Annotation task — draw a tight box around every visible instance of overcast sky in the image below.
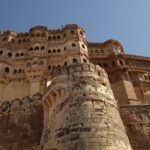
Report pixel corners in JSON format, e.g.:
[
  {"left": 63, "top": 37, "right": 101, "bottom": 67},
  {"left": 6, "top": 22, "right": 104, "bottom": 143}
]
[{"left": 0, "top": 0, "right": 150, "bottom": 56}]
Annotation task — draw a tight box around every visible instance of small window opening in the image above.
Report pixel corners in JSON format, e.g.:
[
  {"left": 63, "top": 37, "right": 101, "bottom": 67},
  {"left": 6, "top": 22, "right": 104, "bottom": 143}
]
[
  {"left": 41, "top": 46, "right": 45, "bottom": 50},
  {"left": 73, "top": 58, "right": 78, "bottom": 63},
  {"left": 57, "top": 49, "right": 61, "bottom": 53},
  {"left": 53, "top": 49, "right": 56, "bottom": 53},
  {"left": 5, "top": 67, "right": 10, "bottom": 73},
  {"left": 72, "top": 43, "right": 76, "bottom": 47},
  {"left": 34, "top": 46, "right": 39, "bottom": 50},
  {"left": 48, "top": 49, "right": 51, "bottom": 53},
  {"left": 8, "top": 52, "right": 12, "bottom": 58},
  {"left": 83, "top": 59, "right": 87, "bottom": 63}
]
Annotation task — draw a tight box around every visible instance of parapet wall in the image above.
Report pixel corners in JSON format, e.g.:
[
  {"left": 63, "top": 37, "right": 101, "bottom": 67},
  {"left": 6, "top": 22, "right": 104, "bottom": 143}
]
[
  {"left": 120, "top": 104, "right": 150, "bottom": 150},
  {"left": 0, "top": 93, "right": 43, "bottom": 150},
  {"left": 50, "top": 63, "right": 109, "bottom": 86},
  {"left": 42, "top": 63, "right": 132, "bottom": 150}
]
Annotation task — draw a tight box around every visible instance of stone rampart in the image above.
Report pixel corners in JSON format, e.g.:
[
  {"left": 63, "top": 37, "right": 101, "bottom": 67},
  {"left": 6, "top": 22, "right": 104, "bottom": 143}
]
[{"left": 42, "top": 63, "right": 132, "bottom": 150}]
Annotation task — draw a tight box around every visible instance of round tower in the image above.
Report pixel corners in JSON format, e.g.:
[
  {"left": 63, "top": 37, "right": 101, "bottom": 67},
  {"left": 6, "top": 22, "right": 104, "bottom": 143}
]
[{"left": 42, "top": 63, "right": 132, "bottom": 150}]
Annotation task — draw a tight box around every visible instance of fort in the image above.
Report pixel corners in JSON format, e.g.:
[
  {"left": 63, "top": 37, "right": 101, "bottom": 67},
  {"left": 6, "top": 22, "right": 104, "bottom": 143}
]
[{"left": 0, "top": 24, "right": 149, "bottom": 150}]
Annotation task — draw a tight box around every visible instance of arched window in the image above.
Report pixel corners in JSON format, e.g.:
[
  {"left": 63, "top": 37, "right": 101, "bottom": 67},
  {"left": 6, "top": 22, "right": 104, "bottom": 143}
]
[
  {"left": 29, "top": 47, "right": 33, "bottom": 51},
  {"left": 41, "top": 46, "right": 45, "bottom": 50},
  {"left": 83, "top": 59, "right": 87, "bottom": 63},
  {"left": 57, "top": 49, "right": 61, "bottom": 53},
  {"left": 18, "top": 39, "right": 22, "bottom": 44},
  {"left": 8, "top": 52, "right": 12, "bottom": 58},
  {"left": 72, "top": 43, "right": 76, "bottom": 47},
  {"left": 63, "top": 33, "right": 66, "bottom": 38},
  {"left": 52, "top": 65, "right": 56, "bottom": 69},
  {"left": 73, "top": 58, "right": 78, "bottom": 63},
  {"left": 53, "top": 49, "right": 56, "bottom": 53},
  {"left": 48, "top": 49, "right": 51, "bottom": 53},
  {"left": 53, "top": 36, "right": 56, "bottom": 40},
  {"left": 48, "top": 36, "right": 52, "bottom": 40},
  {"left": 13, "top": 69, "right": 17, "bottom": 74},
  {"left": 48, "top": 65, "right": 51, "bottom": 70},
  {"left": 57, "top": 35, "right": 60, "bottom": 39},
  {"left": 34, "top": 46, "right": 39, "bottom": 50},
  {"left": 64, "top": 62, "right": 67, "bottom": 66},
  {"left": 15, "top": 53, "right": 19, "bottom": 57},
  {"left": 82, "top": 44, "right": 85, "bottom": 49},
  {"left": 5, "top": 67, "right": 10, "bottom": 73},
  {"left": 18, "top": 69, "right": 22, "bottom": 73}
]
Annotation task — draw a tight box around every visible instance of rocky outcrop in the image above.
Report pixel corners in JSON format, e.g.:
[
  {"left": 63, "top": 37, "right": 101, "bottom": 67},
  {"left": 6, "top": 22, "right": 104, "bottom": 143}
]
[{"left": 0, "top": 93, "right": 43, "bottom": 150}]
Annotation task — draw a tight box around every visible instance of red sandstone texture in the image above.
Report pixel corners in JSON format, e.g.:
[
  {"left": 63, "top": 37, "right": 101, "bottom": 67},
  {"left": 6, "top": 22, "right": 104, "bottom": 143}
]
[
  {"left": 0, "top": 93, "right": 43, "bottom": 150},
  {"left": 120, "top": 105, "right": 150, "bottom": 150}
]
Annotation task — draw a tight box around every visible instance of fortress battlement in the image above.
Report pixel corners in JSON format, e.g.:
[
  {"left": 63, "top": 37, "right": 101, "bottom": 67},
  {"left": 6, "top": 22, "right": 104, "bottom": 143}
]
[
  {"left": 0, "top": 24, "right": 149, "bottom": 150},
  {"left": 51, "top": 63, "right": 105, "bottom": 78},
  {"left": 0, "top": 93, "right": 42, "bottom": 115}
]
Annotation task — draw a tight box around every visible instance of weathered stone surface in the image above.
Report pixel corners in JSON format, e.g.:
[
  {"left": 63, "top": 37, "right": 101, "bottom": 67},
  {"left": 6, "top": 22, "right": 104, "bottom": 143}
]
[
  {"left": 42, "top": 64, "right": 132, "bottom": 150},
  {"left": 0, "top": 24, "right": 149, "bottom": 150},
  {"left": 0, "top": 93, "right": 43, "bottom": 150},
  {"left": 120, "top": 105, "right": 150, "bottom": 150}
]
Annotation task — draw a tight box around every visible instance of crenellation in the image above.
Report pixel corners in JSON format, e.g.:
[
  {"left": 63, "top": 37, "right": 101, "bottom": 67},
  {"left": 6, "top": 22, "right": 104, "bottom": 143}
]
[{"left": 0, "top": 93, "right": 42, "bottom": 114}]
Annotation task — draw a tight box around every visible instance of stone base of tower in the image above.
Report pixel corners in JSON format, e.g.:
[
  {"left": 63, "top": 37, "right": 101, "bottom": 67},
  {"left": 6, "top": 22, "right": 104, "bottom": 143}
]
[{"left": 42, "top": 63, "right": 132, "bottom": 150}]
